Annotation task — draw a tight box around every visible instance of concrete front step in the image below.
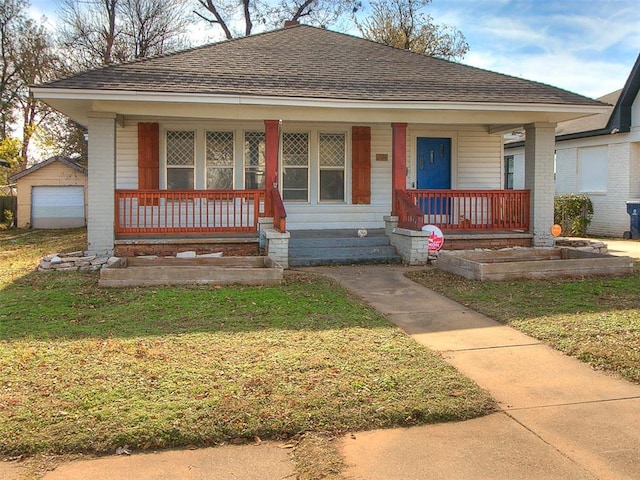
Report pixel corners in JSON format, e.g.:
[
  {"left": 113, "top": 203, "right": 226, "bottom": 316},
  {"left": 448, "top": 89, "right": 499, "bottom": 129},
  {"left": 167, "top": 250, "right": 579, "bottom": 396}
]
[{"left": 288, "top": 229, "right": 402, "bottom": 267}]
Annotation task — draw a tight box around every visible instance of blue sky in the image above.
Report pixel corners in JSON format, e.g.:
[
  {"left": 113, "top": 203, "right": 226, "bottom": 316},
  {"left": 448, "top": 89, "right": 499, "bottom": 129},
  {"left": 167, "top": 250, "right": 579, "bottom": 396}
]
[{"left": 28, "top": 0, "right": 640, "bottom": 99}]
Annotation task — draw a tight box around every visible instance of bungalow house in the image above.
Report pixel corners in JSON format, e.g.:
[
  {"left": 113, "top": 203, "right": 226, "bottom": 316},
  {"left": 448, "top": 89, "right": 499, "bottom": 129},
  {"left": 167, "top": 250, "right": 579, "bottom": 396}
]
[
  {"left": 505, "top": 52, "right": 640, "bottom": 237},
  {"left": 32, "top": 24, "right": 607, "bottom": 266}
]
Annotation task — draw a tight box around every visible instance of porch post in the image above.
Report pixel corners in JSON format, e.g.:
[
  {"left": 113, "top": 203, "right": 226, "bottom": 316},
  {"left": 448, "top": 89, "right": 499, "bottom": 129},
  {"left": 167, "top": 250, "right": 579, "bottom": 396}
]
[
  {"left": 391, "top": 123, "right": 408, "bottom": 215},
  {"left": 524, "top": 122, "right": 556, "bottom": 246},
  {"left": 264, "top": 120, "right": 279, "bottom": 216},
  {"left": 86, "top": 112, "right": 117, "bottom": 255}
]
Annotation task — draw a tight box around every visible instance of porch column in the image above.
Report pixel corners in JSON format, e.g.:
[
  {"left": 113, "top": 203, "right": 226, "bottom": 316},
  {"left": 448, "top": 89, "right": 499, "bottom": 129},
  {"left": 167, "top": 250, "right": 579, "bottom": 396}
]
[
  {"left": 86, "top": 112, "right": 117, "bottom": 255},
  {"left": 524, "top": 122, "right": 556, "bottom": 246},
  {"left": 264, "top": 120, "right": 279, "bottom": 216},
  {"left": 391, "top": 123, "right": 408, "bottom": 215}
]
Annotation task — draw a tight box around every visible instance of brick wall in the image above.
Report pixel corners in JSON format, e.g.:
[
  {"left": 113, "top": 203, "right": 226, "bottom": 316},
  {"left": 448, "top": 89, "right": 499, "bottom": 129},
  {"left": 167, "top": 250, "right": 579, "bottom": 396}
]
[{"left": 87, "top": 113, "right": 116, "bottom": 255}]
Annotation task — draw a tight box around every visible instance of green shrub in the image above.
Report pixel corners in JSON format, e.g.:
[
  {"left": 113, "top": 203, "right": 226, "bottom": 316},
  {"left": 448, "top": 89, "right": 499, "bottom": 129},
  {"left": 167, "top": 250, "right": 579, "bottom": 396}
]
[
  {"left": 2, "top": 208, "right": 14, "bottom": 227},
  {"left": 554, "top": 194, "right": 593, "bottom": 236}
]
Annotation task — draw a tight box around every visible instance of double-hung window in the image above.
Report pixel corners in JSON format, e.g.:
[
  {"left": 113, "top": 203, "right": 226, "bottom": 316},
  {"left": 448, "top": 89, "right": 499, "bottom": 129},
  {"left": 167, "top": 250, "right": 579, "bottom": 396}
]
[
  {"left": 166, "top": 130, "right": 195, "bottom": 190},
  {"left": 282, "top": 132, "right": 309, "bottom": 201},
  {"left": 206, "top": 131, "right": 234, "bottom": 190},
  {"left": 319, "top": 133, "right": 345, "bottom": 202},
  {"left": 244, "top": 131, "right": 265, "bottom": 189}
]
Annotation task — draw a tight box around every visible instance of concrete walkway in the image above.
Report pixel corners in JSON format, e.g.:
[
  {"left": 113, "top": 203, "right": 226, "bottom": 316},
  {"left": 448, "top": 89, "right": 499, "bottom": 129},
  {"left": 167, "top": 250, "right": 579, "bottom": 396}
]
[
  {"left": 318, "top": 264, "right": 640, "bottom": 480},
  {"left": 1, "top": 239, "right": 638, "bottom": 479}
]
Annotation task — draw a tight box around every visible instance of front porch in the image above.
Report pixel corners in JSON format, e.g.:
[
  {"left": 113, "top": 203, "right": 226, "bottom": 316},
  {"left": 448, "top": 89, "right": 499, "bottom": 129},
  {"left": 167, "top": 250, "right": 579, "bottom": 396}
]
[{"left": 112, "top": 187, "right": 533, "bottom": 265}]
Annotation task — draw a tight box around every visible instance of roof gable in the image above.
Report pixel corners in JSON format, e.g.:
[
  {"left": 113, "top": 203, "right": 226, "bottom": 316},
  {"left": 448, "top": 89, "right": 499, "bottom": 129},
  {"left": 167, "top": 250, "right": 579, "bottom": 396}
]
[
  {"left": 39, "top": 24, "right": 602, "bottom": 107},
  {"left": 606, "top": 52, "right": 640, "bottom": 134},
  {"left": 9, "top": 156, "right": 87, "bottom": 182}
]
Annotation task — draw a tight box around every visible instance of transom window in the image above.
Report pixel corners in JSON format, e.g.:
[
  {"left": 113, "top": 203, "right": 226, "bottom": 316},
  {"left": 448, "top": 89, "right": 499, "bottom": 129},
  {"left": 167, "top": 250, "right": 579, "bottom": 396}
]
[
  {"left": 319, "top": 133, "right": 345, "bottom": 202},
  {"left": 166, "top": 130, "right": 195, "bottom": 190},
  {"left": 282, "top": 132, "right": 309, "bottom": 201},
  {"left": 206, "top": 131, "right": 234, "bottom": 190}
]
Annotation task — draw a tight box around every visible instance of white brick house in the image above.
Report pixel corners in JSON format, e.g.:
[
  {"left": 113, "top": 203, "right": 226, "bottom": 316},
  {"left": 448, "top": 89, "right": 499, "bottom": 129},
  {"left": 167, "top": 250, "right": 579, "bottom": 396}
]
[{"left": 506, "top": 53, "right": 640, "bottom": 237}]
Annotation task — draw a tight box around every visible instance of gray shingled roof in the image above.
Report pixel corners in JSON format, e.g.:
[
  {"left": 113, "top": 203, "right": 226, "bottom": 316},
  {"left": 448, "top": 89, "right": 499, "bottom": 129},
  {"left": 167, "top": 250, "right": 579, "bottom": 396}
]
[
  {"left": 40, "top": 24, "right": 602, "bottom": 106},
  {"left": 555, "top": 90, "right": 620, "bottom": 136}
]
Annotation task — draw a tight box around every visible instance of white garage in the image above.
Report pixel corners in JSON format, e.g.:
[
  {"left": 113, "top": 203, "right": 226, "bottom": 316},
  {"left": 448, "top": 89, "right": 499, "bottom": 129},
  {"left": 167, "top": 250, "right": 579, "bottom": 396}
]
[
  {"left": 9, "top": 156, "right": 88, "bottom": 229},
  {"left": 31, "top": 185, "right": 86, "bottom": 228}
]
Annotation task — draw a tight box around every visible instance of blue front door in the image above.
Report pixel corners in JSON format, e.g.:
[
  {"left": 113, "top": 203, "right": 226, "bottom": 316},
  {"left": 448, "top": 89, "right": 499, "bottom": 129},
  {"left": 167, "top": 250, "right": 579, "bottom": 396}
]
[{"left": 416, "top": 137, "right": 451, "bottom": 215}]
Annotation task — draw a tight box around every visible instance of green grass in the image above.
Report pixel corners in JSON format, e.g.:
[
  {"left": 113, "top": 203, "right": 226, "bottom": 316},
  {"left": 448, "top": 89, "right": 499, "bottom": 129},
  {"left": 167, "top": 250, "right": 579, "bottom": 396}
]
[
  {"left": 407, "top": 264, "right": 640, "bottom": 383},
  {"left": 0, "top": 229, "right": 495, "bottom": 458}
]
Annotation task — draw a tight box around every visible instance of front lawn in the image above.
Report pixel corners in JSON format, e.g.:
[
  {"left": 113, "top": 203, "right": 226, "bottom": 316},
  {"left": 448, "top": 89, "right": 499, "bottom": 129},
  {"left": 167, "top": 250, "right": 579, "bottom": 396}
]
[
  {"left": 0, "top": 229, "right": 495, "bottom": 457},
  {"left": 408, "top": 264, "right": 640, "bottom": 384}
]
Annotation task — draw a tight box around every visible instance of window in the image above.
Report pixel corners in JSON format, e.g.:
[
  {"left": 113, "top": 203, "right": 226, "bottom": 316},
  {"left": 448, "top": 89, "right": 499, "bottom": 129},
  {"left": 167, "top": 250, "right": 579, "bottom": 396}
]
[
  {"left": 244, "top": 131, "right": 265, "bottom": 189},
  {"left": 206, "top": 131, "right": 234, "bottom": 189},
  {"left": 579, "top": 145, "right": 607, "bottom": 192},
  {"left": 282, "top": 132, "right": 309, "bottom": 201},
  {"left": 166, "top": 130, "right": 194, "bottom": 190},
  {"left": 504, "top": 155, "right": 514, "bottom": 189},
  {"left": 319, "top": 133, "right": 345, "bottom": 201}
]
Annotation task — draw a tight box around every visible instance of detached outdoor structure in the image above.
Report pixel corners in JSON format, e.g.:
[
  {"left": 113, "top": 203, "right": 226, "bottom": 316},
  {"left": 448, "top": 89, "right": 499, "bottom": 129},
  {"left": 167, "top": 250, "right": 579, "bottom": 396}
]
[
  {"left": 9, "top": 156, "right": 88, "bottom": 229},
  {"left": 32, "top": 24, "right": 607, "bottom": 267}
]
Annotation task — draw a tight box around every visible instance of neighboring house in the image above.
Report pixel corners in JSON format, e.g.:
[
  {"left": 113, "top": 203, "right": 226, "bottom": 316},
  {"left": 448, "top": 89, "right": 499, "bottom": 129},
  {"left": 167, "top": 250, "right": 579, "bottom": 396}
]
[
  {"left": 9, "top": 156, "right": 88, "bottom": 228},
  {"left": 505, "top": 53, "right": 640, "bottom": 237},
  {"left": 32, "top": 24, "right": 606, "bottom": 265}
]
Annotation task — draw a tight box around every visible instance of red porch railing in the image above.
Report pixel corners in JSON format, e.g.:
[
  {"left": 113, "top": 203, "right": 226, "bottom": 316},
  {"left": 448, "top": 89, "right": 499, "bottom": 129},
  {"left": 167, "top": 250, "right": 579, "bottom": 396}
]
[
  {"left": 271, "top": 188, "right": 287, "bottom": 233},
  {"left": 115, "top": 189, "right": 266, "bottom": 235},
  {"left": 396, "top": 190, "right": 426, "bottom": 231},
  {"left": 402, "top": 189, "right": 530, "bottom": 231}
]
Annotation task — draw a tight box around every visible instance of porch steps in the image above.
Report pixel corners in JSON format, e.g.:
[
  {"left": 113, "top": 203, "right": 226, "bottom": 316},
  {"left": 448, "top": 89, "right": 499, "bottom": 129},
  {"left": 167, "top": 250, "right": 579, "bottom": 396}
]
[{"left": 288, "top": 229, "right": 402, "bottom": 267}]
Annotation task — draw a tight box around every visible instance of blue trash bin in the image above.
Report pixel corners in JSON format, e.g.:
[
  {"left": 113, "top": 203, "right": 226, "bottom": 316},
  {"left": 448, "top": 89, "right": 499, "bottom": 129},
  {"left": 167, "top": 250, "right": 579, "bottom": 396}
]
[{"left": 626, "top": 200, "right": 640, "bottom": 239}]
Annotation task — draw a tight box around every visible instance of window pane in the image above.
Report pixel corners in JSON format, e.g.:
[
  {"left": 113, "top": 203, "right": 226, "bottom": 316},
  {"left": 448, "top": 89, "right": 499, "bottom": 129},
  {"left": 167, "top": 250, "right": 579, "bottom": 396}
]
[
  {"left": 504, "top": 156, "right": 514, "bottom": 189},
  {"left": 206, "top": 131, "right": 234, "bottom": 167},
  {"left": 167, "top": 131, "right": 194, "bottom": 166},
  {"left": 207, "top": 167, "right": 233, "bottom": 190},
  {"left": 283, "top": 168, "right": 308, "bottom": 201},
  {"left": 282, "top": 132, "right": 308, "bottom": 166},
  {"left": 245, "top": 170, "right": 264, "bottom": 190},
  {"left": 283, "top": 189, "right": 309, "bottom": 201},
  {"left": 244, "top": 132, "right": 265, "bottom": 167},
  {"left": 319, "top": 133, "right": 345, "bottom": 167},
  {"left": 244, "top": 132, "right": 265, "bottom": 189},
  {"left": 320, "top": 170, "right": 344, "bottom": 201},
  {"left": 167, "top": 168, "right": 194, "bottom": 190},
  {"left": 579, "top": 146, "right": 607, "bottom": 192}
]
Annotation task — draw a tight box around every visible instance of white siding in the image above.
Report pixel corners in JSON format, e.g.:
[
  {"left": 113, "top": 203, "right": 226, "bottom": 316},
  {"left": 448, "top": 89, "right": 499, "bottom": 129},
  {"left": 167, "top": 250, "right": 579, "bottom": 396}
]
[
  {"left": 407, "top": 125, "right": 502, "bottom": 190},
  {"left": 456, "top": 129, "right": 502, "bottom": 189},
  {"left": 370, "top": 123, "right": 392, "bottom": 206},
  {"left": 116, "top": 124, "right": 138, "bottom": 188},
  {"left": 632, "top": 92, "right": 640, "bottom": 129}
]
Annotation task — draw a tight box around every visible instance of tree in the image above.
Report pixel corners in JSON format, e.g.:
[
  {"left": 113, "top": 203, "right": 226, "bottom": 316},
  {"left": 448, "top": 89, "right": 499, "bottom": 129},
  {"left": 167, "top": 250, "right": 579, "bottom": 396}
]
[
  {"left": 14, "top": 19, "right": 61, "bottom": 166},
  {"left": 119, "top": 0, "right": 190, "bottom": 59},
  {"left": 356, "top": 0, "right": 469, "bottom": 61},
  {"left": 0, "top": 0, "right": 28, "bottom": 139},
  {"left": 0, "top": 136, "right": 21, "bottom": 185},
  {"left": 195, "top": 0, "right": 361, "bottom": 40},
  {"left": 58, "top": 0, "right": 190, "bottom": 70}
]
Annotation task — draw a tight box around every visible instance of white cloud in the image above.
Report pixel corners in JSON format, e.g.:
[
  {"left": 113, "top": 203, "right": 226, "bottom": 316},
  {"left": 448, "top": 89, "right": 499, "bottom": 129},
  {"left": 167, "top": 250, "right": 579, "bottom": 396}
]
[{"left": 429, "top": 0, "right": 640, "bottom": 97}]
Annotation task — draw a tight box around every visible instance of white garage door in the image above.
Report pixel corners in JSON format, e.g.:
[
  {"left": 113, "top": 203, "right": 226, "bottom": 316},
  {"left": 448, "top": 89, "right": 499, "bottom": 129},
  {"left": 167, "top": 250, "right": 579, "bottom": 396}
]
[{"left": 31, "top": 186, "right": 85, "bottom": 228}]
